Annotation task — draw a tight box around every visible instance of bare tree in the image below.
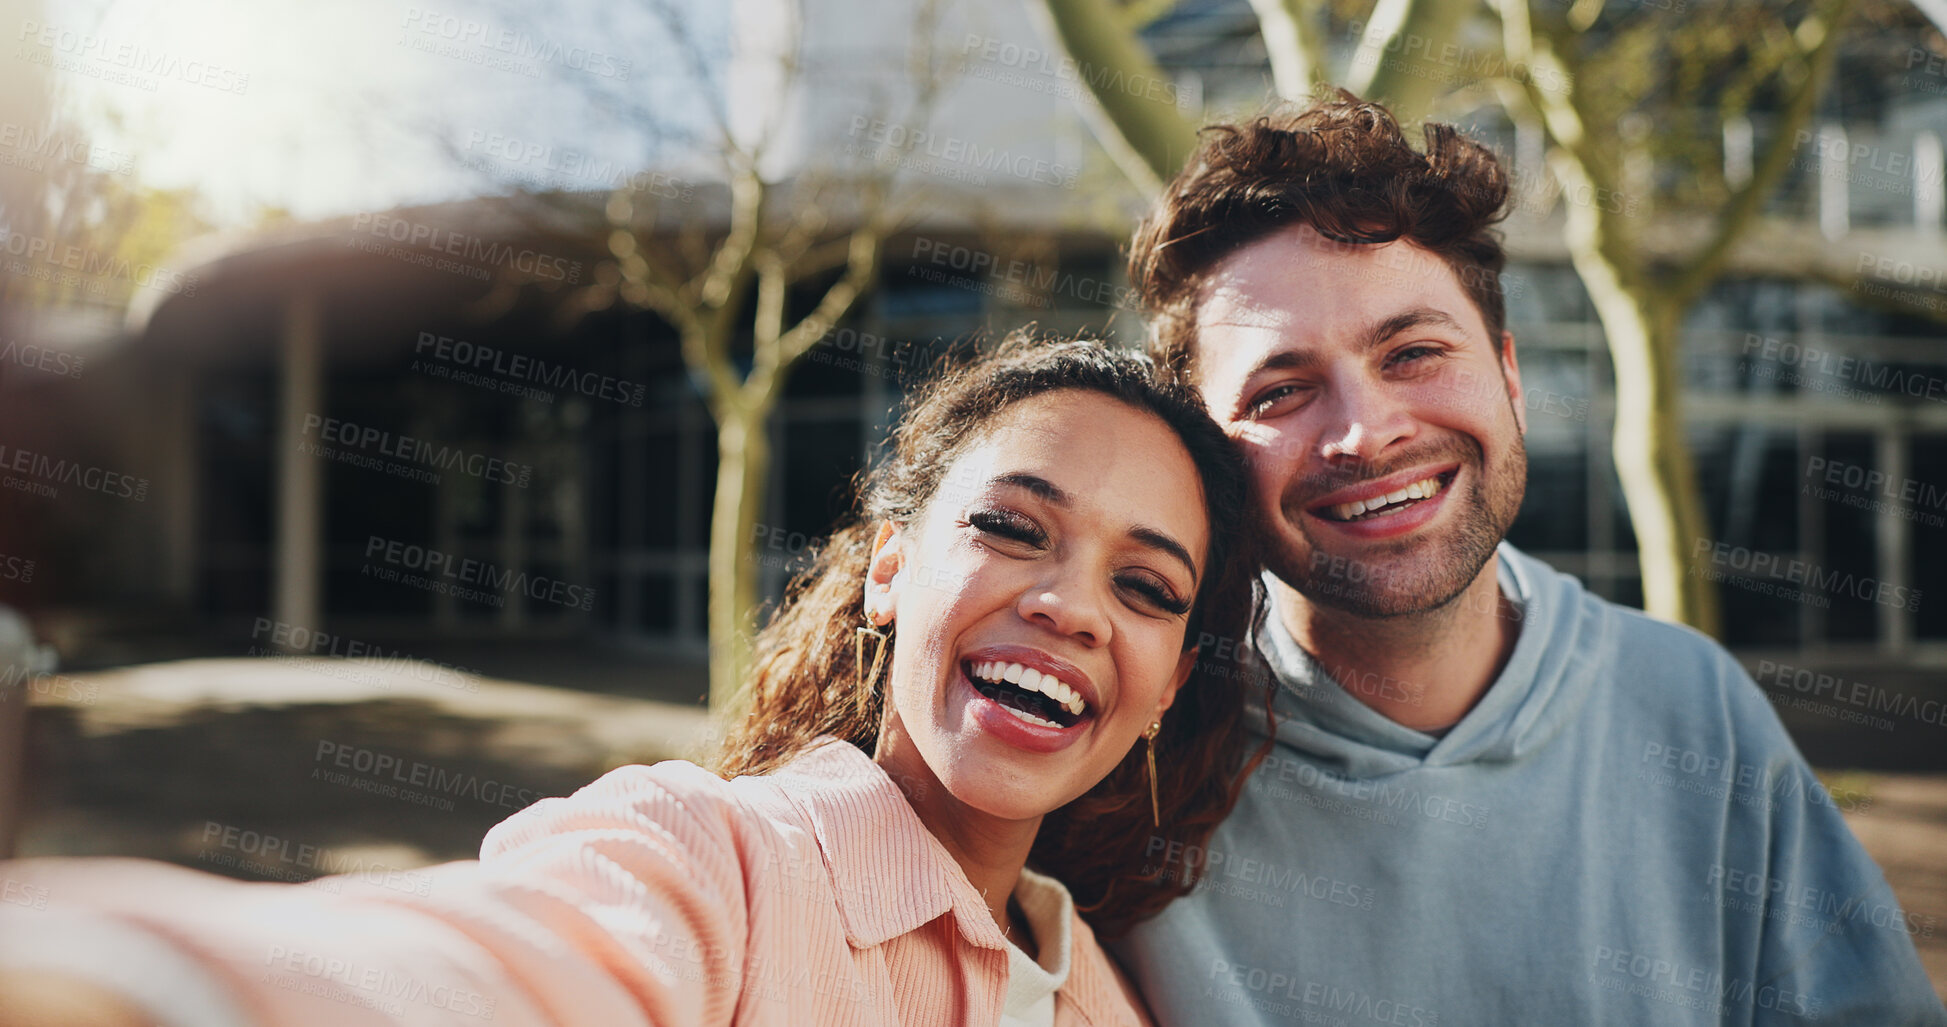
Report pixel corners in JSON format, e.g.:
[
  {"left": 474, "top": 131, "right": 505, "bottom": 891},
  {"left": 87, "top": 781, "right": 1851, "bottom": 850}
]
[
  {"left": 482, "top": 0, "right": 956, "bottom": 711},
  {"left": 1026, "top": 0, "right": 1892, "bottom": 635},
  {"left": 1484, "top": 0, "right": 1854, "bottom": 634}
]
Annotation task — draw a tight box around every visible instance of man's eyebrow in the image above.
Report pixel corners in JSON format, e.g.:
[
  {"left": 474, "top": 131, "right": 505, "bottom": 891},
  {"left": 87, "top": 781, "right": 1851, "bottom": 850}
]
[
  {"left": 995, "top": 473, "right": 1199, "bottom": 583},
  {"left": 1363, "top": 308, "right": 1467, "bottom": 352},
  {"left": 1238, "top": 348, "right": 1319, "bottom": 390}
]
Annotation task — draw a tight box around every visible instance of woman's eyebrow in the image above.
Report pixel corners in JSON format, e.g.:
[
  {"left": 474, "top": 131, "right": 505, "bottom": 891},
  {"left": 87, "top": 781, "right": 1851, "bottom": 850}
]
[
  {"left": 995, "top": 472, "right": 1199, "bottom": 584},
  {"left": 995, "top": 472, "right": 1067, "bottom": 505},
  {"left": 1128, "top": 526, "right": 1199, "bottom": 585}
]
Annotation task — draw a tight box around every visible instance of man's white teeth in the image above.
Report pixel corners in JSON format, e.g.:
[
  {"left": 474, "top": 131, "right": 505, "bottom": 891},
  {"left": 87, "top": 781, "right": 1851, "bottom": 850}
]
[
  {"left": 1328, "top": 475, "right": 1444, "bottom": 521},
  {"left": 971, "top": 660, "right": 1087, "bottom": 717}
]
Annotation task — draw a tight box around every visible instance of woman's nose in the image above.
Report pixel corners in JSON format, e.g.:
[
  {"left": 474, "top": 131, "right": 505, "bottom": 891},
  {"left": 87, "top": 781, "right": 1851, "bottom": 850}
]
[{"left": 1016, "top": 571, "right": 1111, "bottom": 648}]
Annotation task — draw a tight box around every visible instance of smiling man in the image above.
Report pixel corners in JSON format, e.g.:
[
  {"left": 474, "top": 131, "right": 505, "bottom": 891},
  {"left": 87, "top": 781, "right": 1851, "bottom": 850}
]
[{"left": 1109, "top": 95, "right": 1946, "bottom": 1025}]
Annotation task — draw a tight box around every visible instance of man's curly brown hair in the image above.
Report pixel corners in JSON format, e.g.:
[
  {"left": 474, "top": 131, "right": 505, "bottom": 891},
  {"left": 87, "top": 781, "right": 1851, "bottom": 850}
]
[{"left": 1130, "top": 90, "right": 1514, "bottom": 375}]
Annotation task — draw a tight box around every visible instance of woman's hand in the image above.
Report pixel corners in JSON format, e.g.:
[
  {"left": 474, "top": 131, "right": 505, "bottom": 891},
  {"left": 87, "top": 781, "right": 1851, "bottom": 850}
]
[{"left": 0, "top": 970, "right": 154, "bottom": 1027}]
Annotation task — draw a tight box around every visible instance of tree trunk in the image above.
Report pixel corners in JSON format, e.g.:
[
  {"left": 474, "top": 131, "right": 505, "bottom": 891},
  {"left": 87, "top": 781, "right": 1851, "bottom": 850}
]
[
  {"left": 707, "top": 405, "right": 773, "bottom": 712},
  {"left": 1568, "top": 243, "right": 1721, "bottom": 635}
]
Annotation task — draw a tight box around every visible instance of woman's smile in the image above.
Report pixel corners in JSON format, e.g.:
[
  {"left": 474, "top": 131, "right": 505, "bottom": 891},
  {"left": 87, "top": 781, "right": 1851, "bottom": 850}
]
[{"left": 957, "top": 643, "right": 1100, "bottom": 752}]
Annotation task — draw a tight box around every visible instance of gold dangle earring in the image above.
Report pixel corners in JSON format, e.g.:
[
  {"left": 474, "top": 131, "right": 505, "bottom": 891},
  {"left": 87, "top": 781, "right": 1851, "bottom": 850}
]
[
  {"left": 854, "top": 622, "right": 889, "bottom": 720},
  {"left": 1144, "top": 721, "right": 1163, "bottom": 826}
]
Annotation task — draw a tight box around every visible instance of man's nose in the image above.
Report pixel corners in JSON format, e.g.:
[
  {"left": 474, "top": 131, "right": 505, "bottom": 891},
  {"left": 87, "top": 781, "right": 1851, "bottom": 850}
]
[{"left": 1318, "top": 378, "right": 1415, "bottom": 467}]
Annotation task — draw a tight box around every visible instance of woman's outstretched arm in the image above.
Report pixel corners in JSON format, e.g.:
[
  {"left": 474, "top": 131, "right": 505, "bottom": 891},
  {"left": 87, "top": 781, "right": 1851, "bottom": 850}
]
[{"left": 0, "top": 760, "right": 772, "bottom": 1026}]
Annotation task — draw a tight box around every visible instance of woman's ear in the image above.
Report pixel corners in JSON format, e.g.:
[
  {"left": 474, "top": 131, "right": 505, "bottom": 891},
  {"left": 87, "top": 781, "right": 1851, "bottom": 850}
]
[
  {"left": 862, "top": 520, "right": 904, "bottom": 627},
  {"left": 1153, "top": 645, "right": 1198, "bottom": 722}
]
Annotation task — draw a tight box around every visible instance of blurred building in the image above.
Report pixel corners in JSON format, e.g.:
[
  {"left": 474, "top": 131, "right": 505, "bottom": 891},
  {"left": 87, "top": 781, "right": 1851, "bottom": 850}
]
[{"left": 10, "top": 0, "right": 1946, "bottom": 690}]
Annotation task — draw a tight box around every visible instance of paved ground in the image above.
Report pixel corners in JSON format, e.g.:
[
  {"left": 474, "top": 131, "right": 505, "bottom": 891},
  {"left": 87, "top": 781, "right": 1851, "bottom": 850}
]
[
  {"left": 8, "top": 657, "right": 1945, "bottom": 1004},
  {"left": 1836, "top": 772, "right": 1947, "bottom": 999}
]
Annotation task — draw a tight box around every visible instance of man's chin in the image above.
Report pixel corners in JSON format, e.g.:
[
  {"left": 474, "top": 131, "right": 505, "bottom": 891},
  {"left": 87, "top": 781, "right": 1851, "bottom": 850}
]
[
  {"left": 1285, "top": 569, "right": 1474, "bottom": 619},
  {"left": 1270, "top": 536, "right": 1488, "bottom": 620}
]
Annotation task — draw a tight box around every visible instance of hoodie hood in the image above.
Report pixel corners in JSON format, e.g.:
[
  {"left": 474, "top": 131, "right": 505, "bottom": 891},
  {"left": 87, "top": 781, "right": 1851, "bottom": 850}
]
[{"left": 1247, "top": 542, "right": 1612, "bottom": 778}]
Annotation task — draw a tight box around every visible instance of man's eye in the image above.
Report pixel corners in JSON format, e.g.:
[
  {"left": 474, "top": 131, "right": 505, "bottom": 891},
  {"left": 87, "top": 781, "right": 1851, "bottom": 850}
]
[
  {"left": 969, "top": 509, "right": 1045, "bottom": 547},
  {"left": 1247, "top": 384, "right": 1305, "bottom": 418},
  {"left": 1117, "top": 573, "right": 1191, "bottom": 616},
  {"left": 1388, "top": 345, "right": 1440, "bottom": 369}
]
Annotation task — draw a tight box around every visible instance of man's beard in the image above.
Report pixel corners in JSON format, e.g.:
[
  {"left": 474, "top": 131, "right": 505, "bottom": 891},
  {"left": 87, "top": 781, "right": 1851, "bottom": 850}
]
[{"left": 1263, "top": 432, "right": 1527, "bottom": 619}]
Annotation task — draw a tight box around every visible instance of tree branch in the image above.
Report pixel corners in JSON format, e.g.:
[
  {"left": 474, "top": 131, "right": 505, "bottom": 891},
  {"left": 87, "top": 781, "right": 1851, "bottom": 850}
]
[
  {"left": 1245, "top": 0, "right": 1327, "bottom": 100},
  {"left": 1347, "top": 0, "right": 1479, "bottom": 125},
  {"left": 1028, "top": 0, "right": 1200, "bottom": 194},
  {"left": 1665, "top": 0, "right": 1853, "bottom": 308},
  {"left": 1119, "top": 0, "right": 1180, "bottom": 30}
]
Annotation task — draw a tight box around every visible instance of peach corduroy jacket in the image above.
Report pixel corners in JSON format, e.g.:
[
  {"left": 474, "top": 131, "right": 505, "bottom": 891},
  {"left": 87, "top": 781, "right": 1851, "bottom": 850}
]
[{"left": 3, "top": 738, "right": 1155, "bottom": 1026}]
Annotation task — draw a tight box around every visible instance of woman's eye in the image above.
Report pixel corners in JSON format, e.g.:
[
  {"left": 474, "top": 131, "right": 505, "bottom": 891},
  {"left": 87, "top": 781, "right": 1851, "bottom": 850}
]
[
  {"left": 968, "top": 509, "right": 1046, "bottom": 547},
  {"left": 1117, "top": 573, "right": 1191, "bottom": 616}
]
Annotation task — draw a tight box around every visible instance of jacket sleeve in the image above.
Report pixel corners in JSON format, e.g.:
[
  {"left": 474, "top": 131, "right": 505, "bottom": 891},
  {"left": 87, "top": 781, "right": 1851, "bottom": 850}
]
[{"left": 0, "top": 759, "right": 769, "bottom": 1026}]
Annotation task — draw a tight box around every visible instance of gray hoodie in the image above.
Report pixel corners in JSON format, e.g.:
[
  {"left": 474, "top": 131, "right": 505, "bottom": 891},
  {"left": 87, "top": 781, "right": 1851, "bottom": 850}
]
[{"left": 1114, "top": 543, "right": 1944, "bottom": 1026}]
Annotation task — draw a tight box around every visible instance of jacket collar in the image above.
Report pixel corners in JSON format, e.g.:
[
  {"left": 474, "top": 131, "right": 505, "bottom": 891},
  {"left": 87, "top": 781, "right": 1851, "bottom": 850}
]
[
  {"left": 765, "top": 739, "right": 1143, "bottom": 1026},
  {"left": 768, "top": 739, "right": 999, "bottom": 950}
]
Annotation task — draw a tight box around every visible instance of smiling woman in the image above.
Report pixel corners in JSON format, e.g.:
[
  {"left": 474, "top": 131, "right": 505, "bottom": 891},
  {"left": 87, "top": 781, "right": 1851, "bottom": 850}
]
[
  {"left": 0, "top": 334, "right": 1268, "bottom": 1027},
  {"left": 723, "top": 335, "right": 1269, "bottom": 937}
]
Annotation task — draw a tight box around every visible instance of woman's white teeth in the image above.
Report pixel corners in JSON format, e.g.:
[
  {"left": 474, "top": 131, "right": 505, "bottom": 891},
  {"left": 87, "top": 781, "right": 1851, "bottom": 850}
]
[
  {"left": 1000, "top": 705, "right": 1062, "bottom": 729},
  {"left": 1328, "top": 475, "right": 1443, "bottom": 521},
  {"left": 971, "top": 660, "right": 1087, "bottom": 717}
]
